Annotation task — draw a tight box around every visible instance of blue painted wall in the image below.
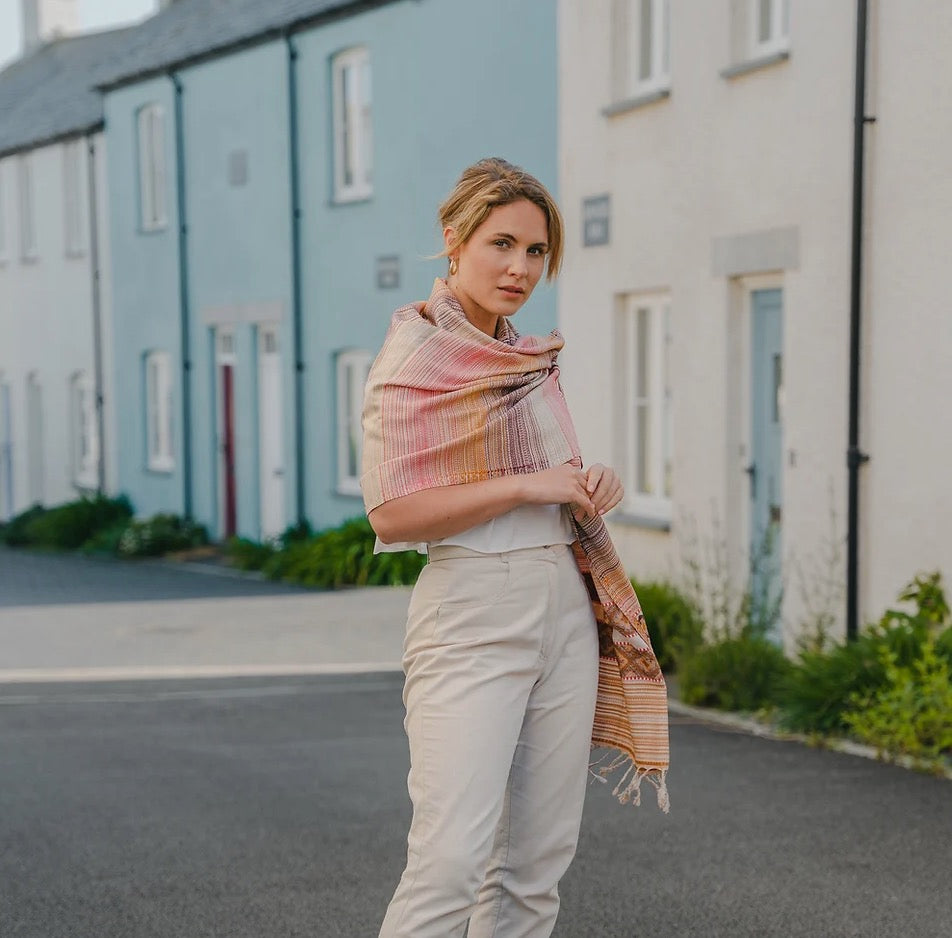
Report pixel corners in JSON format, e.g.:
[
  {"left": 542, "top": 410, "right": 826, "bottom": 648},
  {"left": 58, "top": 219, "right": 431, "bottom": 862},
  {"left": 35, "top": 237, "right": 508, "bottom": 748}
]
[
  {"left": 105, "top": 76, "right": 183, "bottom": 521},
  {"left": 105, "top": 0, "right": 557, "bottom": 538}
]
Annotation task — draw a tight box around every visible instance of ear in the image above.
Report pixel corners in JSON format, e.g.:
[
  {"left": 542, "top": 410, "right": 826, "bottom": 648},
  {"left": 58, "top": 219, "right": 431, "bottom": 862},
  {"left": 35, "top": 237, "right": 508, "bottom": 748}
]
[{"left": 442, "top": 226, "right": 458, "bottom": 257}]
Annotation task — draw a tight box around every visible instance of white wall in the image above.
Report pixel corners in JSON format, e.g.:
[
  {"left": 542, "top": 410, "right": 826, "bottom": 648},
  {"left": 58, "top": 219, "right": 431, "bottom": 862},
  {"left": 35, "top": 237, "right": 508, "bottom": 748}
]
[
  {"left": 0, "top": 131, "right": 116, "bottom": 517},
  {"left": 558, "top": 0, "right": 890, "bottom": 644},
  {"left": 859, "top": 0, "right": 952, "bottom": 619}
]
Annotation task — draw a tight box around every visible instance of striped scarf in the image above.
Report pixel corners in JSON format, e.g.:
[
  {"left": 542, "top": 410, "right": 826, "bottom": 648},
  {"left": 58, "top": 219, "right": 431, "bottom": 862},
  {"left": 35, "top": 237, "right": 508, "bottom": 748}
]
[{"left": 361, "top": 278, "right": 669, "bottom": 811}]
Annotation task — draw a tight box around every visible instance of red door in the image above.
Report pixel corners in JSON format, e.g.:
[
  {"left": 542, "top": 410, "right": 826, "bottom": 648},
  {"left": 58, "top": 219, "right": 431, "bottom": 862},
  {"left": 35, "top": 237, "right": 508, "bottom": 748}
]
[{"left": 221, "top": 363, "right": 237, "bottom": 538}]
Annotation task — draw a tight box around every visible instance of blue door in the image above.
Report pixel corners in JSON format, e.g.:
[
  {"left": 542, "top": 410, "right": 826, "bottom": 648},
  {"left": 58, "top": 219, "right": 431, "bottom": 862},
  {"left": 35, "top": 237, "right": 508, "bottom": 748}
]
[
  {"left": 0, "top": 382, "right": 13, "bottom": 521},
  {"left": 749, "top": 289, "right": 783, "bottom": 636}
]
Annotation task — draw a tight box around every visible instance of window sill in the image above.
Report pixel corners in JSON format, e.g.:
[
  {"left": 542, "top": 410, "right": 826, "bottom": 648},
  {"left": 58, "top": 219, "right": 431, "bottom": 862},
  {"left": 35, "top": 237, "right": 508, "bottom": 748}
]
[
  {"left": 720, "top": 49, "right": 790, "bottom": 80},
  {"left": 65, "top": 248, "right": 87, "bottom": 260},
  {"left": 20, "top": 254, "right": 39, "bottom": 265},
  {"left": 146, "top": 460, "right": 175, "bottom": 475},
  {"left": 73, "top": 474, "right": 99, "bottom": 492},
  {"left": 331, "top": 191, "right": 373, "bottom": 207},
  {"left": 336, "top": 481, "right": 362, "bottom": 498},
  {"left": 139, "top": 222, "right": 168, "bottom": 235},
  {"left": 608, "top": 509, "right": 672, "bottom": 533},
  {"left": 602, "top": 87, "right": 671, "bottom": 118}
]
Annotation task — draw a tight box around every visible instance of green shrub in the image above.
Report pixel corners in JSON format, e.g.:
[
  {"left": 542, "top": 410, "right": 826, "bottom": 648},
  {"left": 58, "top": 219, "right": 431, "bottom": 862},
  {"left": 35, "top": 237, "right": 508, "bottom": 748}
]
[
  {"left": 0, "top": 503, "right": 47, "bottom": 546},
  {"left": 226, "top": 536, "right": 277, "bottom": 571},
  {"left": 264, "top": 516, "right": 425, "bottom": 588},
  {"left": 777, "top": 572, "right": 951, "bottom": 734},
  {"left": 679, "top": 634, "right": 793, "bottom": 712},
  {"left": 632, "top": 580, "right": 703, "bottom": 672},
  {"left": 80, "top": 520, "right": 133, "bottom": 555},
  {"left": 843, "top": 636, "right": 952, "bottom": 767},
  {"left": 20, "top": 496, "right": 133, "bottom": 550},
  {"left": 117, "top": 514, "right": 208, "bottom": 557}
]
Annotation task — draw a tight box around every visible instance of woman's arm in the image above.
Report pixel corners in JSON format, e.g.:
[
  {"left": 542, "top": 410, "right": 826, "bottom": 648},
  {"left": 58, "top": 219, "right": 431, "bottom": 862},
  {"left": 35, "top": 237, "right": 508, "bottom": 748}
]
[{"left": 368, "top": 463, "right": 604, "bottom": 544}]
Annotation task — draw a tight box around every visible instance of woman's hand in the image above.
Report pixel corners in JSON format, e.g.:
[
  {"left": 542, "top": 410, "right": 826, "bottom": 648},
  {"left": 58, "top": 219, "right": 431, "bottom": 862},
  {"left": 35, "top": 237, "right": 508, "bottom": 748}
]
[
  {"left": 522, "top": 463, "right": 597, "bottom": 520},
  {"left": 584, "top": 463, "right": 624, "bottom": 517}
]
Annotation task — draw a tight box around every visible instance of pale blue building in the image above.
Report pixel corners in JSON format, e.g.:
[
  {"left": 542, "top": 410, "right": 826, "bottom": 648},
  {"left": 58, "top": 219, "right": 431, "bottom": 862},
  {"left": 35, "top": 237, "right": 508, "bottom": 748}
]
[{"left": 101, "top": 0, "right": 558, "bottom": 541}]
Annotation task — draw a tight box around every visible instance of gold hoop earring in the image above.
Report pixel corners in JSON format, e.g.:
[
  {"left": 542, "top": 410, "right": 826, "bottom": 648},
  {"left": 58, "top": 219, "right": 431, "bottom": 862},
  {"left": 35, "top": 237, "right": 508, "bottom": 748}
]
[{"left": 449, "top": 258, "right": 458, "bottom": 276}]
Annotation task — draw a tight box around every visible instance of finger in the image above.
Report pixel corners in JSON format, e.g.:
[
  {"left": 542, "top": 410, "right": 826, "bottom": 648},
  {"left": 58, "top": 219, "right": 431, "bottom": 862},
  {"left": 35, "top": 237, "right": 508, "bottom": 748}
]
[
  {"left": 597, "top": 480, "right": 624, "bottom": 514},
  {"left": 585, "top": 464, "right": 604, "bottom": 494}
]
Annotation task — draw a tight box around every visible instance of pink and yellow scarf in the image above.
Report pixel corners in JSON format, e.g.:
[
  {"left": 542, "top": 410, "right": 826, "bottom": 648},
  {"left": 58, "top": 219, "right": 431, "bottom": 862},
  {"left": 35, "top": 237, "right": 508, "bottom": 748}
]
[{"left": 361, "top": 278, "right": 669, "bottom": 811}]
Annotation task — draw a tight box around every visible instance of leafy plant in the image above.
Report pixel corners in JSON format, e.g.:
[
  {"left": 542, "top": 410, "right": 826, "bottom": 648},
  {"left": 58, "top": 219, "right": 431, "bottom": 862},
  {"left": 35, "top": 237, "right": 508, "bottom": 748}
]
[
  {"left": 632, "top": 579, "right": 703, "bottom": 672},
  {"left": 778, "top": 571, "right": 951, "bottom": 735},
  {"left": 0, "top": 503, "right": 47, "bottom": 546},
  {"left": 678, "top": 634, "right": 792, "bottom": 712},
  {"left": 116, "top": 513, "right": 208, "bottom": 557},
  {"left": 843, "top": 637, "right": 952, "bottom": 768},
  {"left": 262, "top": 516, "right": 425, "bottom": 588},
  {"left": 16, "top": 496, "right": 133, "bottom": 550},
  {"left": 226, "top": 536, "right": 277, "bottom": 571}
]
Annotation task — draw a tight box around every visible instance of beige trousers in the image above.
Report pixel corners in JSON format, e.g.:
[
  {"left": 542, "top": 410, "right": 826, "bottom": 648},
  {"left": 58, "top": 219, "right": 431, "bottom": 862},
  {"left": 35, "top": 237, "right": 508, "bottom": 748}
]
[{"left": 379, "top": 543, "right": 599, "bottom": 938}]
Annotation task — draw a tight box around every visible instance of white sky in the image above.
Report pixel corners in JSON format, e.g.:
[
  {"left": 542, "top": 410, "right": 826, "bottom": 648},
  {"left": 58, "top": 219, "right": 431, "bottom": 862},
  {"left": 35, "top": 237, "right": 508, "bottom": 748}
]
[{"left": 0, "top": 0, "right": 157, "bottom": 71}]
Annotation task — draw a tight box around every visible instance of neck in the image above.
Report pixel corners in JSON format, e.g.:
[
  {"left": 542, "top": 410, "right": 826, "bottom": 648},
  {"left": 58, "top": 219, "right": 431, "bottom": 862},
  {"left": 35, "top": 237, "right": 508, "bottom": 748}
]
[{"left": 446, "top": 278, "right": 499, "bottom": 338}]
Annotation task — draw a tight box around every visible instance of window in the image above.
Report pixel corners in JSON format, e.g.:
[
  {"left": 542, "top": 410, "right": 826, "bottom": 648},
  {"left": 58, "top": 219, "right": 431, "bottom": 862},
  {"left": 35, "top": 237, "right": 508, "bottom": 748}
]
[
  {"left": 145, "top": 351, "right": 174, "bottom": 471},
  {"left": 612, "top": 0, "right": 670, "bottom": 101},
  {"left": 63, "top": 140, "right": 85, "bottom": 255},
  {"left": 18, "top": 153, "right": 36, "bottom": 259},
  {"left": 70, "top": 372, "right": 98, "bottom": 488},
  {"left": 336, "top": 348, "right": 373, "bottom": 494},
  {"left": 618, "top": 294, "right": 672, "bottom": 523},
  {"left": 26, "top": 372, "right": 44, "bottom": 505},
  {"left": 750, "top": 0, "right": 790, "bottom": 56},
  {"left": 332, "top": 47, "right": 373, "bottom": 202},
  {"left": 137, "top": 104, "right": 168, "bottom": 231}
]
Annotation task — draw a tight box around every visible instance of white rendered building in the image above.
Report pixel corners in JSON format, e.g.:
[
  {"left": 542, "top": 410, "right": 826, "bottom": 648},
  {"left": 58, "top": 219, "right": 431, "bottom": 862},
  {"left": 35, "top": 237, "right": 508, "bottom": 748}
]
[
  {"left": 557, "top": 0, "right": 952, "bottom": 644},
  {"left": 0, "top": 3, "right": 128, "bottom": 519}
]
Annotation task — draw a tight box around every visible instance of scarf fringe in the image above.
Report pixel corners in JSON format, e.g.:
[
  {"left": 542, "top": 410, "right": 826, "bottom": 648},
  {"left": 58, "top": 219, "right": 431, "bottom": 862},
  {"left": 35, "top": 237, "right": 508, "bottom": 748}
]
[{"left": 591, "top": 751, "right": 670, "bottom": 813}]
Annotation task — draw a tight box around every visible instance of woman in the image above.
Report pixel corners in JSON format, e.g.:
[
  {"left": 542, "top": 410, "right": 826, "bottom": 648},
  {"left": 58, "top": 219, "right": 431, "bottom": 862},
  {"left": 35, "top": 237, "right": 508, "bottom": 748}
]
[{"left": 362, "top": 158, "right": 668, "bottom": 938}]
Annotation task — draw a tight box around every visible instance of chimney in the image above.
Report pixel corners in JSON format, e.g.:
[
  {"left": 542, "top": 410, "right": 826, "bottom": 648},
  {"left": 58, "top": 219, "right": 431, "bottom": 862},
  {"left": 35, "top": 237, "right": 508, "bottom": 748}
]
[{"left": 21, "top": 0, "right": 79, "bottom": 53}]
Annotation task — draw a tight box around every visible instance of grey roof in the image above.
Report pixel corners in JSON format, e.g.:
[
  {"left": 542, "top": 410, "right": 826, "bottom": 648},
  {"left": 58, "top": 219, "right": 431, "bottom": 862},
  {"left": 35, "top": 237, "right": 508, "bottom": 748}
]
[
  {"left": 0, "top": 0, "right": 397, "bottom": 156},
  {"left": 0, "top": 27, "right": 135, "bottom": 157},
  {"left": 96, "top": 0, "right": 398, "bottom": 90}
]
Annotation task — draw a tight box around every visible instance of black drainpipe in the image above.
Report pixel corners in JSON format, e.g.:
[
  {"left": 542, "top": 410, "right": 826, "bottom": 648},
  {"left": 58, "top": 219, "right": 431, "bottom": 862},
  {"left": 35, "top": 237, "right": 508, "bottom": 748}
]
[
  {"left": 285, "top": 32, "right": 306, "bottom": 527},
  {"left": 168, "top": 71, "right": 194, "bottom": 520},
  {"left": 85, "top": 131, "right": 106, "bottom": 496},
  {"left": 846, "top": 0, "right": 873, "bottom": 640}
]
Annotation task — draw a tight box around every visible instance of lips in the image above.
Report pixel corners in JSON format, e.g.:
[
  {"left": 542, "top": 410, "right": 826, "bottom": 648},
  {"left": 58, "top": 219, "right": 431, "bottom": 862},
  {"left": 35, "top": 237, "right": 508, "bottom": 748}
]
[{"left": 499, "top": 286, "right": 524, "bottom": 296}]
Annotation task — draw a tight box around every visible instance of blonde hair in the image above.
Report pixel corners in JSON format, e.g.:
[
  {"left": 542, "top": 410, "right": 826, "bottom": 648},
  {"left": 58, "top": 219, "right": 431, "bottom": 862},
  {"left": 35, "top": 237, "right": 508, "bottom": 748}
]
[{"left": 437, "top": 158, "right": 564, "bottom": 281}]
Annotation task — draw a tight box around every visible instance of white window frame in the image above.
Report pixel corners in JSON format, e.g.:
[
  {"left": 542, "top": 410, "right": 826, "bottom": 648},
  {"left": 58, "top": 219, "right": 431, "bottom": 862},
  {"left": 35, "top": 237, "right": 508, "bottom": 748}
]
[
  {"left": 63, "top": 139, "right": 85, "bottom": 256},
  {"left": 145, "top": 350, "right": 174, "bottom": 472},
  {"left": 336, "top": 348, "right": 373, "bottom": 495},
  {"left": 749, "top": 0, "right": 790, "bottom": 57},
  {"left": 137, "top": 103, "right": 168, "bottom": 232},
  {"left": 70, "top": 372, "right": 99, "bottom": 489},
  {"left": 614, "top": 0, "right": 671, "bottom": 100},
  {"left": 618, "top": 293, "right": 672, "bottom": 523},
  {"left": 332, "top": 47, "right": 373, "bottom": 202},
  {"left": 18, "top": 153, "right": 37, "bottom": 260}
]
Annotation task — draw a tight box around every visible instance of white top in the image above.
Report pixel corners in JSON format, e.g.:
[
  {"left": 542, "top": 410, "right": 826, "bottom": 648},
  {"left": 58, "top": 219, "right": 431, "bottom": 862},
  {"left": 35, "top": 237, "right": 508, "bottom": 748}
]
[{"left": 373, "top": 503, "right": 576, "bottom": 555}]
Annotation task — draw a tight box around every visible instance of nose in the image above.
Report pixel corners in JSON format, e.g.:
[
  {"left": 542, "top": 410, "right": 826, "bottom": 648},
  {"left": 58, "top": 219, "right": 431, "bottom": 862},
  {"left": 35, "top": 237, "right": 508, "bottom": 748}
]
[{"left": 508, "top": 252, "right": 529, "bottom": 279}]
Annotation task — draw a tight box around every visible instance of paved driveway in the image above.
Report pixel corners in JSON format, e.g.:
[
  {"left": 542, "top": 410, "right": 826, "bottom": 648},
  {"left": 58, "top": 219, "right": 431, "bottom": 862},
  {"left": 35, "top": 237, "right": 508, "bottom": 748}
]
[{"left": 0, "top": 547, "right": 409, "bottom": 678}]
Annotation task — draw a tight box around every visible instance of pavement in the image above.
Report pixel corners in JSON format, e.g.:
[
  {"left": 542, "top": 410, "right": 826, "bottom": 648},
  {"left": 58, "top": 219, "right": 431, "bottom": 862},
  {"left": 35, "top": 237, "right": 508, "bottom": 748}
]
[
  {"left": 2, "top": 546, "right": 952, "bottom": 938},
  {"left": 0, "top": 547, "right": 409, "bottom": 680}
]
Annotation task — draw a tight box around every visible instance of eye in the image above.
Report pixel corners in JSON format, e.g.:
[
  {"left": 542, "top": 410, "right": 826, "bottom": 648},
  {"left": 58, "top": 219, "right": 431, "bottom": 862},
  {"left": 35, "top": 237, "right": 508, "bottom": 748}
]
[
  {"left": 494, "top": 239, "right": 511, "bottom": 248},
  {"left": 528, "top": 245, "right": 547, "bottom": 256}
]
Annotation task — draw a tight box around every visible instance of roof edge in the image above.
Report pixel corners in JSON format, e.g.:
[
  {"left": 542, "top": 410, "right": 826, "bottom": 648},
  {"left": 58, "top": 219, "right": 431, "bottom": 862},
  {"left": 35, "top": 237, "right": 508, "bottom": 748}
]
[
  {"left": 0, "top": 122, "right": 104, "bottom": 161},
  {"left": 97, "top": 0, "right": 400, "bottom": 92}
]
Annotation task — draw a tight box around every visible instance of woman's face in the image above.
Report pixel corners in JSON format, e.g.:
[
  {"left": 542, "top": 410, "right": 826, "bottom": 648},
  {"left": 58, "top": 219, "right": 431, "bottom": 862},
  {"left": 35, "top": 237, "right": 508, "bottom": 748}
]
[{"left": 445, "top": 199, "right": 549, "bottom": 337}]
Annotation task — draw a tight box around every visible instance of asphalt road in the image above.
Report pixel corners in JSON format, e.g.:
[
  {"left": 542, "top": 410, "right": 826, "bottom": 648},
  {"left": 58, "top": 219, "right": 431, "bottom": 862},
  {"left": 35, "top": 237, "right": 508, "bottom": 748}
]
[{"left": 2, "top": 673, "right": 951, "bottom": 938}]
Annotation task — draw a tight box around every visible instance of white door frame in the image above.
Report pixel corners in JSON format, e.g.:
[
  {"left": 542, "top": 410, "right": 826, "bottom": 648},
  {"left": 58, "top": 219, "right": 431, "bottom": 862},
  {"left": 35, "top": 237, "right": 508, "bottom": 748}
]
[{"left": 257, "top": 324, "right": 285, "bottom": 541}]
